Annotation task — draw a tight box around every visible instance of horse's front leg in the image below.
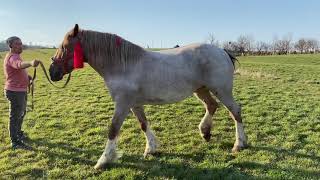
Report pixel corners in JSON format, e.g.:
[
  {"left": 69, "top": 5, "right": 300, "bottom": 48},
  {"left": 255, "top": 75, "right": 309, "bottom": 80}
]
[{"left": 94, "top": 101, "right": 130, "bottom": 170}]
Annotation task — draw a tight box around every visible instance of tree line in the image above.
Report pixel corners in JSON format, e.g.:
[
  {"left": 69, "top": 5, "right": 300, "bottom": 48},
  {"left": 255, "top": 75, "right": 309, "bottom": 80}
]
[
  {"left": 2, "top": 34, "right": 319, "bottom": 56},
  {"left": 207, "top": 33, "right": 319, "bottom": 56},
  {"left": 0, "top": 40, "right": 54, "bottom": 52}
]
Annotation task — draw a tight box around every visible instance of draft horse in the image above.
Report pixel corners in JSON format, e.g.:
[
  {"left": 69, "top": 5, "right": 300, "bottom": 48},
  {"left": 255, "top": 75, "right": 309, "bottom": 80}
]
[{"left": 49, "top": 24, "right": 248, "bottom": 170}]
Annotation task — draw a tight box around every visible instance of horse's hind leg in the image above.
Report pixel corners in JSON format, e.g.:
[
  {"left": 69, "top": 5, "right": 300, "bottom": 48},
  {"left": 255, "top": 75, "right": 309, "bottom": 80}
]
[
  {"left": 211, "top": 88, "right": 248, "bottom": 152},
  {"left": 131, "top": 106, "right": 158, "bottom": 157},
  {"left": 194, "top": 87, "right": 218, "bottom": 142}
]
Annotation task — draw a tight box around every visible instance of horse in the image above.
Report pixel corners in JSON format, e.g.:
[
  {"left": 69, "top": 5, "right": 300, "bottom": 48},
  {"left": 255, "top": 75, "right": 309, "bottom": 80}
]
[{"left": 49, "top": 24, "right": 248, "bottom": 170}]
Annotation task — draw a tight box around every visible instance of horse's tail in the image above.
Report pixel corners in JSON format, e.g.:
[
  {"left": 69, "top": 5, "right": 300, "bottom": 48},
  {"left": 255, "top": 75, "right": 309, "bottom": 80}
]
[{"left": 223, "top": 49, "right": 238, "bottom": 70}]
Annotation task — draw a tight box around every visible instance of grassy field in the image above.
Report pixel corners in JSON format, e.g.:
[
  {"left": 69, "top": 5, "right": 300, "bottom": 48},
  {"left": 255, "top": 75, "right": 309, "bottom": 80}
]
[{"left": 0, "top": 49, "right": 319, "bottom": 179}]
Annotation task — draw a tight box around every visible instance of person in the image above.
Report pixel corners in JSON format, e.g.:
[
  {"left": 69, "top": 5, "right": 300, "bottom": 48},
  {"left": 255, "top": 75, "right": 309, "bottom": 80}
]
[{"left": 3, "top": 36, "right": 40, "bottom": 150}]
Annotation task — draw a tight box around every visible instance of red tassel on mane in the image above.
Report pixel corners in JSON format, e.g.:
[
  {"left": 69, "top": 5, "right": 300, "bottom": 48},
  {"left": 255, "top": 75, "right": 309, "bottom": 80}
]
[
  {"left": 74, "top": 41, "right": 84, "bottom": 69},
  {"left": 115, "top": 36, "right": 122, "bottom": 47}
]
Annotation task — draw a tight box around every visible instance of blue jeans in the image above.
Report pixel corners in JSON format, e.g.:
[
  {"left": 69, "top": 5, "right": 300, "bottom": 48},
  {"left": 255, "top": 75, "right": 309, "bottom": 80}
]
[{"left": 5, "top": 90, "right": 27, "bottom": 143}]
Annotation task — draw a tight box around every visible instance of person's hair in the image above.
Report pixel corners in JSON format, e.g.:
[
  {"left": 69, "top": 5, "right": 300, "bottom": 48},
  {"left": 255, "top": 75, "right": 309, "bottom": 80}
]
[{"left": 6, "top": 36, "right": 21, "bottom": 48}]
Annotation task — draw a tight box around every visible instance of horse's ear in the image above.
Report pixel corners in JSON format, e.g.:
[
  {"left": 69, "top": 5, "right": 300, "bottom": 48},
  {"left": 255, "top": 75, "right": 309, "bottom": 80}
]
[{"left": 73, "top": 24, "right": 79, "bottom": 37}]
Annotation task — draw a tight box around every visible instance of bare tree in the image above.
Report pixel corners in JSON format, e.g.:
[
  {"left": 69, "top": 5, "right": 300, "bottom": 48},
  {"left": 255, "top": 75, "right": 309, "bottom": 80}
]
[
  {"left": 256, "top": 41, "right": 270, "bottom": 55},
  {"left": 248, "top": 36, "right": 255, "bottom": 54},
  {"left": 282, "top": 33, "right": 293, "bottom": 54},
  {"left": 261, "top": 42, "right": 270, "bottom": 53},
  {"left": 222, "top": 41, "right": 232, "bottom": 50},
  {"left": 236, "top": 34, "right": 254, "bottom": 55},
  {"left": 306, "top": 39, "right": 319, "bottom": 53},
  {"left": 272, "top": 34, "right": 292, "bottom": 55},
  {"left": 207, "top": 33, "right": 220, "bottom": 47},
  {"left": 237, "top": 35, "right": 247, "bottom": 55},
  {"left": 294, "top": 38, "right": 307, "bottom": 53},
  {"left": 221, "top": 41, "right": 241, "bottom": 56}
]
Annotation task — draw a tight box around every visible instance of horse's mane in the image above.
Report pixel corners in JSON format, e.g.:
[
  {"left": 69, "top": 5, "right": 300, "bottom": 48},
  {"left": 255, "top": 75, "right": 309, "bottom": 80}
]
[{"left": 81, "top": 30, "right": 145, "bottom": 69}]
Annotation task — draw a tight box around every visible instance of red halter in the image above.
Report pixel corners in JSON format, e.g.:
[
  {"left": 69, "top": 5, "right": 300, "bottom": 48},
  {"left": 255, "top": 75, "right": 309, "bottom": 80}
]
[{"left": 73, "top": 41, "right": 84, "bottom": 69}]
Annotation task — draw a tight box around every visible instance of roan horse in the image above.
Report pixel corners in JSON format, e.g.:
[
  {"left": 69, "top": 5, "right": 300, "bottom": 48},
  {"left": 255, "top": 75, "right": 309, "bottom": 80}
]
[{"left": 49, "top": 24, "right": 248, "bottom": 170}]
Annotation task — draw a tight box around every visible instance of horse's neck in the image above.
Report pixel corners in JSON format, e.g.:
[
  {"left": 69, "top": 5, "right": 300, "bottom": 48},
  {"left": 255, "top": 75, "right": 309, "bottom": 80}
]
[
  {"left": 85, "top": 56, "right": 106, "bottom": 76},
  {"left": 81, "top": 31, "right": 145, "bottom": 77},
  {"left": 84, "top": 54, "right": 122, "bottom": 78}
]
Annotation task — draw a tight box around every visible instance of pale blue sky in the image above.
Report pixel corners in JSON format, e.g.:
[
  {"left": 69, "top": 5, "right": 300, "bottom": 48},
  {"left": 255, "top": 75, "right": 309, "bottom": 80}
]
[{"left": 1, "top": 0, "right": 319, "bottom": 48}]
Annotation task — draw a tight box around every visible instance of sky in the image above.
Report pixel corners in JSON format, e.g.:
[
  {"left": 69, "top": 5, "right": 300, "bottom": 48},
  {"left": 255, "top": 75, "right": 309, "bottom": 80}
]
[{"left": 0, "top": 0, "right": 319, "bottom": 48}]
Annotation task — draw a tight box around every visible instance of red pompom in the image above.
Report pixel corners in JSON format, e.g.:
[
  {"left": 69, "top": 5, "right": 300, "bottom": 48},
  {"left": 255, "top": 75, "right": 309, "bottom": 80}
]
[
  {"left": 74, "top": 41, "right": 84, "bottom": 69},
  {"left": 115, "top": 36, "right": 122, "bottom": 47}
]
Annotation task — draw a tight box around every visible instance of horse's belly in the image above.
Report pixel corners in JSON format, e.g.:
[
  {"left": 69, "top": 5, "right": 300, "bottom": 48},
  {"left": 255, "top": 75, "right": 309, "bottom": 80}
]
[{"left": 142, "top": 83, "right": 197, "bottom": 104}]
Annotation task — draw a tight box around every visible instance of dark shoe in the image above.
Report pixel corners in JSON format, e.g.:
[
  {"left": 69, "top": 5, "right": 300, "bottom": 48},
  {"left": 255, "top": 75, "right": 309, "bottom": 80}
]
[
  {"left": 17, "top": 131, "right": 29, "bottom": 142},
  {"left": 11, "top": 141, "right": 32, "bottom": 150}
]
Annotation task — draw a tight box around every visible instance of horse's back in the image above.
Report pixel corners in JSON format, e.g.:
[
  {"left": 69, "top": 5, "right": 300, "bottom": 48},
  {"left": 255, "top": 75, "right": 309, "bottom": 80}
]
[
  {"left": 106, "top": 43, "right": 235, "bottom": 105},
  {"left": 129, "top": 44, "right": 233, "bottom": 104},
  {"left": 155, "top": 43, "right": 235, "bottom": 92}
]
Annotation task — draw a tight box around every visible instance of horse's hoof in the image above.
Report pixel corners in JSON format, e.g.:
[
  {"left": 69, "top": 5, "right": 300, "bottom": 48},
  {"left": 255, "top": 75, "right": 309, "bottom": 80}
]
[
  {"left": 199, "top": 125, "right": 211, "bottom": 142},
  {"left": 202, "top": 133, "right": 211, "bottom": 142},
  {"left": 232, "top": 143, "right": 248, "bottom": 153},
  {"left": 144, "top": 153, "right": 150, "bottom": 158},
  {"left": 144, "top": 151, "right": 158, "bottom": 158},
  {"left": 94, "top": 162, "right": 106, "bottom": 170},
  {"left": 144, "top": 146, "right": 160, "bottom": 158}
]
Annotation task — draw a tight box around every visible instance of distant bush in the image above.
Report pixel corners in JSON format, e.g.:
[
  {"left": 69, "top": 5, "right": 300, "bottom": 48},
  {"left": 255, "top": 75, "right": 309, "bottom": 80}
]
[{"left": 0, "top": 41, "right": 9, "bottom": 52}]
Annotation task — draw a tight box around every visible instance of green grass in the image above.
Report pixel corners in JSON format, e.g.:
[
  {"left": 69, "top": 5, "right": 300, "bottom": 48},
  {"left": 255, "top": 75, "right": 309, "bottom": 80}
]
[{"left": 0, "top": 50, "right": 319, "bottom": 179}]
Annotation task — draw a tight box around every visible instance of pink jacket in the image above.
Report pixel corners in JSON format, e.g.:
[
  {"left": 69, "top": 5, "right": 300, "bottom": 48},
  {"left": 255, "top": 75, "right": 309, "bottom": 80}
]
[{"left": 3, "top": 53, "right": 29, "bottom": 92}]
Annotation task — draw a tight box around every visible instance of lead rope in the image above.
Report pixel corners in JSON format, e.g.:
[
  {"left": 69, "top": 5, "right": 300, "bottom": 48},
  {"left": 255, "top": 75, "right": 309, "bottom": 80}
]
[
  {"left": 27, "top": 67, "right": 36, "bottom": 111},
  {"left": 38, "top": 61, "right": 71, "bottom": 88},
  {"left": 27, "top": 61, "right": 71, "bottom": 111}
]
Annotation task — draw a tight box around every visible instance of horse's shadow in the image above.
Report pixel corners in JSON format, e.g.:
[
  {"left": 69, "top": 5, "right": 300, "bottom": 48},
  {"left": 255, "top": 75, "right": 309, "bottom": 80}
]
[
  {"left": 27, "top": 137, "right": 254, "bottom": 178},
  {"left": 28, "top": 138, "right": 320, "bottom": 179},
  {"left": 253, "top": 146, "right": 320, "bottom": 162},
  {"left": 231, "top": 146, "right": 320, "bottom": 179}
]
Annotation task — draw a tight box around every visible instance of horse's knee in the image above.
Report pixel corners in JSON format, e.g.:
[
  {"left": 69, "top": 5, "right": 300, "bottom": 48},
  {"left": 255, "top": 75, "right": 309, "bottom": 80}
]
[
  {"left": 131, "top": 106, "right": 148, "bottom": 132},
  {"left": 228, "top": 104, "right": 242, "bottom": 123},
  {"left": 108, "top": 124, "right": 119, "bottom": 140},
  {"left": 140, "top": 122, "right": 147, "bottom": 132}
]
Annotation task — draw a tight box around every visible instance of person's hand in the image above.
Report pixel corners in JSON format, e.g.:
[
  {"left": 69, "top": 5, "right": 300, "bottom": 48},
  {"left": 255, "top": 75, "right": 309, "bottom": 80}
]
[{"left": 31, "top": 60, "right": 40, "bottom": 67}]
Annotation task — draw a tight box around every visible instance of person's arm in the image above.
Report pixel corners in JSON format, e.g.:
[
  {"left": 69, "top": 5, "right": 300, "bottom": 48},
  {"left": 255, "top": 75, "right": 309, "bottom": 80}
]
[
  {"left": 10, "top": 59, "right": 40, "bottom": 69},
  {"left": 20, "top": 61, "right": 33, "bottom": 69},
  {"left": 7, "top": 54, "right": 40, "bottom": 69},
  {"left": 20, "top": 60, "right": 40, "bottom": 69}
]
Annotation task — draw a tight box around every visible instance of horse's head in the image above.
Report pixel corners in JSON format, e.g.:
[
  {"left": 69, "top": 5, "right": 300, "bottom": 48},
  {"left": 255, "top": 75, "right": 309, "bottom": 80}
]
[{"left": 49, "top": 24, "right": 82, "bottom": 81}]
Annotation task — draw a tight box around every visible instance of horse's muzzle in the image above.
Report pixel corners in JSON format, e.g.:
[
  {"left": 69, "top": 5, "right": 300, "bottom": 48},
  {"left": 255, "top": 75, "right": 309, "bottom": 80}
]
[{"left": 49, "top": 64, "right": 63, "bottom": 81}]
